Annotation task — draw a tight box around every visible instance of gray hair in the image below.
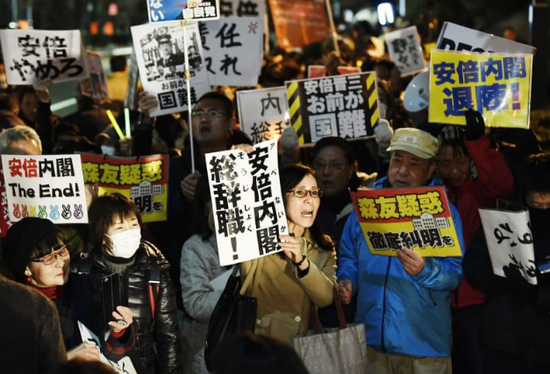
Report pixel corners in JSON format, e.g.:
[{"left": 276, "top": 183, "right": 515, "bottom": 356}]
[{"left": 0, "top": 125, "right": 42, "bottom": 154}]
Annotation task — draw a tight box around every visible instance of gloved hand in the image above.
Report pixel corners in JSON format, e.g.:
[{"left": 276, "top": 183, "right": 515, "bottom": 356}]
[
  {"left": 503, "top": 265, "right": 537, "bottom": 300},
  {"left": 464, "top": 109, "right": 485, "bottom": 141},
  {"left": 374, "top": 119, "right": 393, "bottom": 158}
]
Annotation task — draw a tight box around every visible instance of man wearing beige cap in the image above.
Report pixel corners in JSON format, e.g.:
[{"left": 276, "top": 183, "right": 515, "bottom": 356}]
[{"left": 337, "top": 128, "right": 465, "bottom": 374}]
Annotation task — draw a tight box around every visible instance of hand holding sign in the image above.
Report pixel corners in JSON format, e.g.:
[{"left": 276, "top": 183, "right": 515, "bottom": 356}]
[
  {"left": 397, "top": 246, "right": 426, "bottom": 276},
  {"left": 464, "top": 109, "right": 485, "bottom": 141},
  {"left": 67, "top": 342, "right": 101, "bottom": 362}
]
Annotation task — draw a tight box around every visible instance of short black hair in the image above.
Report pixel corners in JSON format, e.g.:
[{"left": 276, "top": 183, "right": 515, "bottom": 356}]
[
  {"left": 110, "top": 55, "right": 127, "bottom": 72},
  {"left": 196, "top": 91, "right": 235, "bottom": 117},
  {"left": 518, "top": 152, "right": 550, "bottom": 193}
]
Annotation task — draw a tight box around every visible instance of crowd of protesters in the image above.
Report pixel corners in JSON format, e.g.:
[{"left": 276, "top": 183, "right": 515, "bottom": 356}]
[{"left": 0, "top": 15, "right": 550, "bottom": 374}]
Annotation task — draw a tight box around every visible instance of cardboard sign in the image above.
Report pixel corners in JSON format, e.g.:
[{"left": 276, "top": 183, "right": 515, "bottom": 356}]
[
  {"left": 429, "top": 50, "right": 532, "bottom": 128},
  {"left": 131, "top": 22, "right": 211, "bottom": 116},
  {"left": 200, "top": 17, "right": 264, "bottom": 86},
  {"left": 1, "top": 155, "right": 88, "bottom": 224},
  {"left": 80, "top": 154, "right": 168, "bottom": 223},
  {"left": 268, "top": 0, "right": 330, "bottom": 49},
  {"left": 0, "top": 29, "right": 88, "bottom": 85},
  {"left": 147, "top": 0, "right": 221, "bottom": 22},
  {"left": 80, "top": 51, "right": 109, "bottom": 101},
  {"left": 436, "top": 22, "right": 535, "bottom": 54},
  {"left": 236, "top": 87, "right": 289, "bottom": 144},
  {"left": 385, "top": 26, "right": 426, "bottom": 77},
  {"left": 206, "top": 140, "right": 288, "bottom": 266},
  {"left": 350, "top": 186, "right": 462, "bottom": 257},
  {"left": 285, "top": 72, "right": 378, "bottom": 145},
  {"left": 479, "top": 206, "right": 536, "bottom": 285}
]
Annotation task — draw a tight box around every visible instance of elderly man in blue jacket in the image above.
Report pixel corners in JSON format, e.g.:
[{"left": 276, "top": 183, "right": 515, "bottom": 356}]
[{"left": 338, "top": 127, "right": 464, "bottom": 374}]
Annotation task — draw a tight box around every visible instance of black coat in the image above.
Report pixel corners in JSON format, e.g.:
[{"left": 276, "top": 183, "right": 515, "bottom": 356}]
[
  {"left": 463, "top": 226, "right": 550, "bottom": 366},
  {"left": 71, "top": 242, "right": 182, "bottom": 374}
]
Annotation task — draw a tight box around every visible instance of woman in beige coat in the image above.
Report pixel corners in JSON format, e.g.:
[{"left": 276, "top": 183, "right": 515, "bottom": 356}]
[{"left": 240, "top": 164, "right": 337, "bottom": 344}]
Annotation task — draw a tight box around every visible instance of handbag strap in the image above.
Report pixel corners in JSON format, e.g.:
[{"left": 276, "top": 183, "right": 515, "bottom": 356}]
[{"left": 310, "top": 286, "right": 347, "bottom": 334}]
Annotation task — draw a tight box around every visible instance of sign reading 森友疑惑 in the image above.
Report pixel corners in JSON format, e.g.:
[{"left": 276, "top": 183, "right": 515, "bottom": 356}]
[
  {"left": 429, "top": 50, "right": 532, "bottom": 128},
  {"left": 285, "top": 72, "right": 378, "bottom": 145},
  {"left": 1, "top": 154, "right": 88, "bottom": 224},
  {"left": 350, "top": 186, "right": 462, "bottom": 257},
  {"left": 206, "top": 140, "right": 288, "bottom": 266},
  {"left": 0, "top": 29, "right": 88, "bottom": 85}
]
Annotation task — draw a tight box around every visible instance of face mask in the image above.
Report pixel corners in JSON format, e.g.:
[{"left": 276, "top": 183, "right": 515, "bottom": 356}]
[
  {"left": 106, "top": 229, "right": 142, "bottom": 258},
  {"left": 101, "top": 145, "right": 116, "bottom": 156}
]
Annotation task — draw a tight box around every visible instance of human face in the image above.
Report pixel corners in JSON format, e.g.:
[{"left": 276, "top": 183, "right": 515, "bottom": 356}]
[
  {"left": 7, "top": 139, "right": 41, "bottom": 155},
  {"left": 437, "top": 145, "right": 470, "bottom": 188},
  {"left": 388, "top": 150, "right": 435, "bottom": 188},
  {"left": 159, "top": 42, "right": 171, "bottom": 57},
  {"left": 104, "top": 213, "right": 140, "bottom": 256},
  {"left": 285, "top": 174, "right": 321, "bottom": 236},
  {"left": 26, "top": 244, "right": 70, "bottom": 287},
  {"left": 526, "top": 191, "right": 550, "bottom": 210},
  {"left": 313, "top": 146, "right": 353, "bottom": 198},
  {"left": 20, "top": 92, "right": 38, "bottom": 123},
  {"left": 192, "top": 98, "right": 234, "bottom": 152}
]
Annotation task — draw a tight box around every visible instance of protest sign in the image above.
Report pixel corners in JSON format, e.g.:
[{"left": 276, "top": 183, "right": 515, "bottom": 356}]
[
  {"left": 219, "top": 0, "right": 266, "bottom": 18},
  {"left": 268, "top": 0, "right": 330, "bottom": 50},
  {"left": 81, "top": 154, "right": 168, "bottom": 223},
  {"left": 80, "top": 50, "right": 109, "bottom": 101},
  {"left": 0, "top": 29, "right": 88, "bottom": 85},
  {"left": 131, "top": 22, "right": 211, "bottom": 116},
  {"left": 479, "top": 204, "right": 536, "bottom": 285},
  {"left": 1, "top": 154, "right": 88, "bottom": 224},
  {"left": 286, "top": 72, "right": 378, "bottom": 145},
  {"left": 436, "top": 22, "right": 535, "bottom": 54},
  {"left": 236, "top": 87, "right": 289, "bottom": 144},
  {"left": 307, "top": 65, "right": 361, "bottom": 79},
  {"left": 350, "top": 186, "right": 462, "bottom": 257},
  {"left": 429, "top": 50, "right": 532, "bottom": 128},
  {"left": 385, "top": 26, "right": 426, "bottom": 77},
  {"left": 206, "top": 140, "right": 288, "bottom": 266},
  {"left": 200, "top": 17, "right": 263, "bottom": 86},
  {"left": 147, "top": 0, "right": 221, "bottom": 22}
]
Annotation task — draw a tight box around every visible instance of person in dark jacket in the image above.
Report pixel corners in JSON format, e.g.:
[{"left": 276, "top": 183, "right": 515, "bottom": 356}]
[
  {"left": 463, "top": 152, "right": 550, "bottom": 373},
  {"left": 0, "top": 273, "right": 66, "bottom": 374},
  {"left": 72, "top": 193, "right": 183, "bottom": 374}
]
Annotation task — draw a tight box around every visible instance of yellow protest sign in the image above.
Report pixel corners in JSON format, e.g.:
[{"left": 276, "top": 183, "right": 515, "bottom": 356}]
[
  {"left": 350, "top": 187, "right": 462, "bottom": 257},
  {"left": 81, "top": 154, "right": 168, "bottom": 223},
  {"left": 429, "top": 50, "right": 532, "bottom": 128}
]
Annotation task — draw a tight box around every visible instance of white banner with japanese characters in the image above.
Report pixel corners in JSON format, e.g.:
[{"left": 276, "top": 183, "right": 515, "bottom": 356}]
[
  {"left": 206, "top": 140, "right": 288, "bottom": 266},
  {"left": 200, "top": 17, "right": 263, "bottom": 86},
  {"left": 385, "top": 26, "right": 426, "bottom": 77},
  {"left": 219, "top": 0, "right": 266, "bottom": 18},
  {"left": 479, "top": 207, "right": 536, "bottom": 285},
  {"left": 147, "top": 0, "right": 221, "bottom": 22},
  {"left": 0, "top": 29, "right": 88, "bottom": 85},
  {"left": 237, "top": 87, "right": 289, "bottom": 144},
  {"left": 131, "top": 22, "right": 211, "bottom": 117},
  {"left": 1, "top": 154, "right": 88, "bottom": 224}
]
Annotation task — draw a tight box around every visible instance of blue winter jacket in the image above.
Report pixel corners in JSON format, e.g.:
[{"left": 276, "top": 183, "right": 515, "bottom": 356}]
[{"left": 337, "top": 176, "right": 464, "bottom": 357}]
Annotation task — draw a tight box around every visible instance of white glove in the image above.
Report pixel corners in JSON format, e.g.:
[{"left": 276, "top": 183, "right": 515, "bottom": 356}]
[
  {"left": 374, "top": 119, "right": 393, "bottom": 154},
  {"left": 280, "top": 126, "right": 299, "bottom": 156}
]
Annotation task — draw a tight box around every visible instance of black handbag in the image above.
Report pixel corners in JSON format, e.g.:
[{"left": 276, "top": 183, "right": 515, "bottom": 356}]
[{"left": 204, "top": 266, "right": 257, "bottom": 371}]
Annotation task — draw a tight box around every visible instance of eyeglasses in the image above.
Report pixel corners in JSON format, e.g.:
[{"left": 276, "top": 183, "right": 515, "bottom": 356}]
[
  {"left": 30, "top": 244, "right": 70, "bottom": 266},
  {"left": 313, "top": 161, "right": 349, "bottom": 171},
  {"left": 288, "top": 188, "right": 323, "bottom": 198},
  {"left": 191, "top": 109, "right": 227, "bottom": 119}
]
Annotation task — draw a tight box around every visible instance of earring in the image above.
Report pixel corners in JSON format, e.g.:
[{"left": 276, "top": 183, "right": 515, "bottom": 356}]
[{"left": 24, "top": 269, "right": 31, "bottom": 277}]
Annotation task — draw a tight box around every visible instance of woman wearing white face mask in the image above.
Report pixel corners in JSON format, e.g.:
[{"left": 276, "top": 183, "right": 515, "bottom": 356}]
[{"left": 71, "top": 193, "right": 183, "bottom": 374}]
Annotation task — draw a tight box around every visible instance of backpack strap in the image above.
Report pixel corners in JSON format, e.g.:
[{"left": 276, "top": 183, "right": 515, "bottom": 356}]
[{"left": 148, "top": 269, "right": 161, "bottom": 318}]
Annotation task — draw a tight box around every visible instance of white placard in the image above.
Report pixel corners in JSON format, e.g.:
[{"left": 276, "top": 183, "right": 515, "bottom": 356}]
[
  {"left": 0, "top": 29, "right": 88, "bottom": 85},
  {"left": 1, "top": 154, "right": 88, "bottom": 224},
  {"left": 385, "top": 26, "right": 426, "bottom": 77},
  {"left": 131, "top": 22, "right": 211, "bottom": 117},
  {"left": 237, "top": 87, "right": 289, "bottom": 144},
  {"left": 201, "top": 17, "right": 264, "bottom": 86},
  {"left": 219, "top": 0, "right": 266, "bottom": 18},
  {"left": 479, "top": 207, "right": 537, "bottom": 285},
  {"left": 206, "top": 140, "right": 288, "bottom": 266}
]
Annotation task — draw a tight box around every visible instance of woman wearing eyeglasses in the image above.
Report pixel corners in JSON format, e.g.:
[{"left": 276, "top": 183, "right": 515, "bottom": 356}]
[
  {"left": 239, "top": 163, "right": 337, "bottom": 344},
  {"left": 3, "top": 217, "right": 132, "bottom": 362}
]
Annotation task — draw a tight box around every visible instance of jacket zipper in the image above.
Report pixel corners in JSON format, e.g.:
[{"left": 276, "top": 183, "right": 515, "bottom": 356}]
[{"left": 381, "top": 257, "right": 391, "bottom": 353}]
